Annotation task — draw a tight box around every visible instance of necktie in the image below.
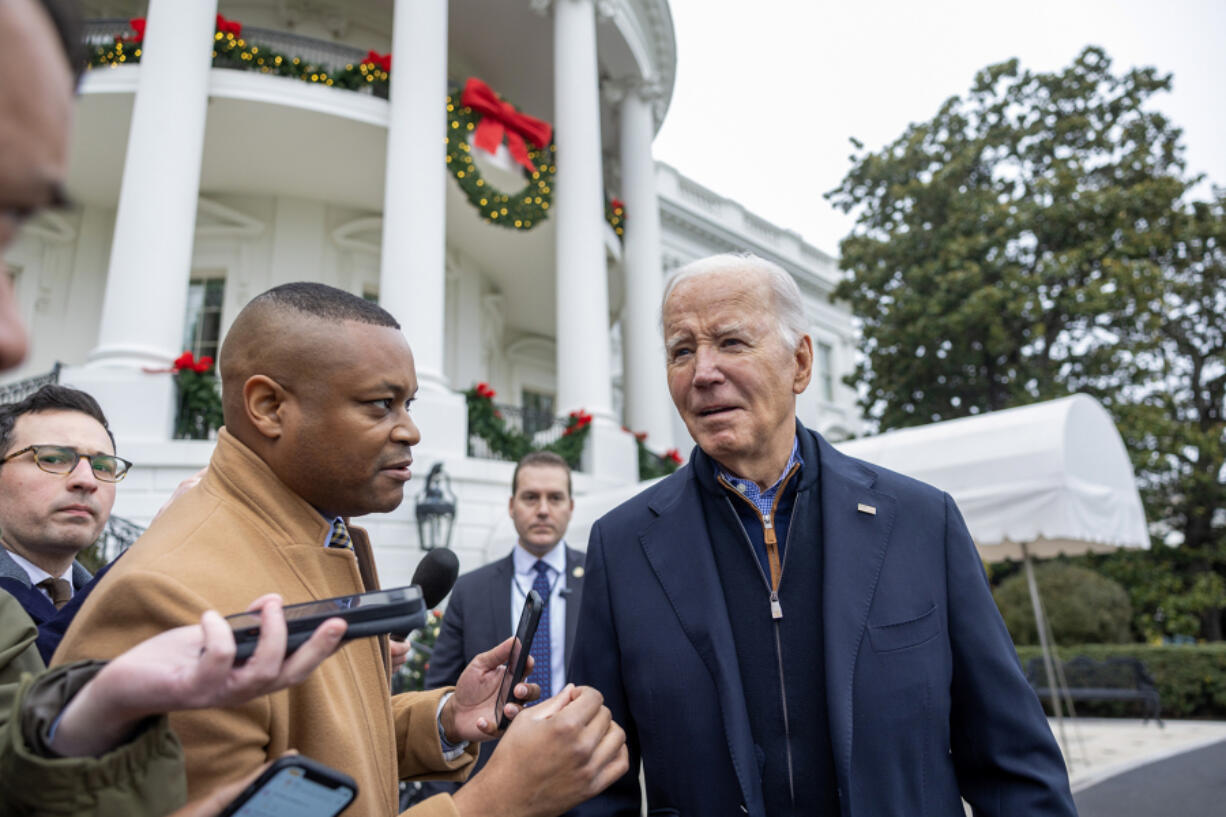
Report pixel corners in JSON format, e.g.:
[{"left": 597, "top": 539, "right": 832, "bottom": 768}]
[
  {"left": 524, "top": 560, "right": 552, "bottom": 703},
  {"left": 38, "top": 577, "right": 72, "bottom": 610},
  {"left": 327, "top": 518, "right": 352, "bottom": 550}
]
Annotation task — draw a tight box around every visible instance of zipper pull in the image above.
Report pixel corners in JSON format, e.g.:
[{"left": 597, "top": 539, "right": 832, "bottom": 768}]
[
  {"left": 763, "top": 517, "right": 777, "bottom": 545},
  {"left": 770, "top": 591, "right": 783, "bottom": 620}
]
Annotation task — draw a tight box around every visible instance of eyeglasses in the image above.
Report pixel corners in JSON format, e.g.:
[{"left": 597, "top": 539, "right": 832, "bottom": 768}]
[{"left": 1, "top": 445, "right": 132, "bottom": 483}]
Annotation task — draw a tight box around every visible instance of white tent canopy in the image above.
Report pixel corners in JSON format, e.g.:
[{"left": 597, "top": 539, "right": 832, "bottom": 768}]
[
  {"left": 559, "top": 395, "right": 1147, "bottom": 561},
  {"left": 836, "top": 394, "right": 1149, "bottom": 560}
]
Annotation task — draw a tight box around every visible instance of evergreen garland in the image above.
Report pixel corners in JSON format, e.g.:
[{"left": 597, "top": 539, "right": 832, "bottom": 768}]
[{"left": 466, "top": 383, "right": 590, "bottom": 468}]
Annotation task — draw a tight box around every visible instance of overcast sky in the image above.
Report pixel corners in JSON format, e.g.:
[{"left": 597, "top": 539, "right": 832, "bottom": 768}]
[{"left": 652, "top": 0, "right": 1226, "bottom": 256}]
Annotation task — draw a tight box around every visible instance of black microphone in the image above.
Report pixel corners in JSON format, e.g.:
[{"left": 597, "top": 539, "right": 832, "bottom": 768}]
[
  {"left": 413, "top": 548, "right": 460, "bottom": 609},
  {"left": 394, "top": 549, "right": 460, "bottom": 639}
]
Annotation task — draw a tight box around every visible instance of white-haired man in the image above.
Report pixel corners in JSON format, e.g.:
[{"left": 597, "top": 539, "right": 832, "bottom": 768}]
[{"left": 569, "top": 252, "right": 1076, "bottom": 816}]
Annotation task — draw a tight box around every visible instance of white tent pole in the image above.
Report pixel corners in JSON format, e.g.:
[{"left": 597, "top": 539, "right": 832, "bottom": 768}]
[{"left": 1022, "top": 540, "right": 1070, "bottom": 765}]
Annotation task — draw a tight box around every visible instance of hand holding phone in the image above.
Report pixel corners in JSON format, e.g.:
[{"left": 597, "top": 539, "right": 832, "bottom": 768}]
[
  {"left": 495, "top": 589, "right": 545, "bottom": 730},
  {"left": 226, "top": 586, "right": 425, "bottom": 662}
]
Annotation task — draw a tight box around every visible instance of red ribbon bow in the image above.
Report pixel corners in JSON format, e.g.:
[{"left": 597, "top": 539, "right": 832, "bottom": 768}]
[
  {"left": 460, "top": 77, "right": 553, "bottom": 174},
  {"left": 215, "top": 14, "right": 242, "bottom": 37},
  {"left": 474, "top": 382, "right": 497, "bottom": 400},
  {"left": 611, "top": 198, "right": 625, "bottom": 212},
  {"left": 364, "top": 51, "right": 392, "bottom": 72},
  {"left": 125, "top": 17, "right": 146, "bottom": 44}
]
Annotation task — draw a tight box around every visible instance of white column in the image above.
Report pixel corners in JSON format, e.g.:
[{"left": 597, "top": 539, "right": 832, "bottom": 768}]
[
  {"left": 548, "top": 0, "right": 637, "bottom": 483},
  {"left": 378, "top": 0, "right": 466, "bottom": 457},
  {"left": 89, "top": 0, "right": 217, "bottom": 368},
  {"left": 552, "top": 0, "right": 612, "bottom": 420},
  {"left": 70, "top": 0, "right": 216, "bottom": 443},
  {"left": 617, "top": 80, "right": 675, "bottom": 452}
]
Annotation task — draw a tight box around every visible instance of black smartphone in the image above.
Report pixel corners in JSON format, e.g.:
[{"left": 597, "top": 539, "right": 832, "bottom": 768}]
[
  {"left": 495, "top": 589, "right": 545, "bottom": 730},
  {"left": 217, "top": 754, "right": 357, "bottom": 817},
  {"left": 226, "top": 585, "right": 425, "bottom": 662}
]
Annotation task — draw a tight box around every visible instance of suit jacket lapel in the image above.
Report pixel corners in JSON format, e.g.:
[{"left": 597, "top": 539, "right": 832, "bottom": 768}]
[
  {"left": 817, "top": 434, "right": 898, "bottom": 791},
  {"left": 563, "top": 546, "right": 584, "bottom": 668},
  {"left": 640, "top": 470, "right": 763, "bottom": 814},
  {"left": 489, "top": 554, "right": 514, "bottom": 644},
  {"left": 0, "top": 548, "right": 32, "bottom": 587},
  {"left": 70, "top": 560, "right": 93, "bottom": 592}
]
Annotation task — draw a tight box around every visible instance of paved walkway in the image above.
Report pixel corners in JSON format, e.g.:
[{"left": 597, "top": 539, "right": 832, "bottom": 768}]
[
  {"left": 1052, "top": 717, "right": 1226, "bottom": 792},
  {"left": 1073, "top": 738, "right": 1226, "bottom": 817}
]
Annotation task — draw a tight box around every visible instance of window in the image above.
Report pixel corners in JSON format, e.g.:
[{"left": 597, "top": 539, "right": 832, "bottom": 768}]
[
  {"left": 817, "top": 341, "right": 834, "bottom": 403},
  {"left": 522, "top": 389, "right": 555, "bottom": 436},
  {"left": 183, "top": 276, "right": 225, "bottom": 360}
]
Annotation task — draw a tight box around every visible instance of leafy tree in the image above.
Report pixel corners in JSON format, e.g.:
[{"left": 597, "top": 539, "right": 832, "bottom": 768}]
[
  {"left": 993, "top": 563, "right": 1132, "bottom": 645},
  {"left": 827, "top": 46, "right": 1226, "bottom": 639},
  {"left": 826, "top": 46, "right": 1185, "bottom": 429}
]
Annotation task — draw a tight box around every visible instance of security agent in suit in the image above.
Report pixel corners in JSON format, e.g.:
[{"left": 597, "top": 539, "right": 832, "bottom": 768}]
[
  {"left": 425, "top": 451, "right": 585, "bottom": 793},
  {"left": 568, "top": 253, "right": 1077, "bottom": 816},
  {"left": 0, "top": 385, "right": 125, "bottom": 661}
]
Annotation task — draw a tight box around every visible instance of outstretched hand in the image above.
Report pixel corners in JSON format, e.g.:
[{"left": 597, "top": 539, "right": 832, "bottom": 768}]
[
  {"left": 453, "top": 684, "right": 629, "bottom": 817},
  {"left": 440, "top": 635, "right": 540, "bottom": 744},
  {"left": 51, "top": 595, "right": 346, "bottom": 757}
]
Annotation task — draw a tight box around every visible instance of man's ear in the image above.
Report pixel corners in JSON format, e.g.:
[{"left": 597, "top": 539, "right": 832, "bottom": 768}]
[
  {"left": 792, "top": 334, "right": 814, "bottom": 395},
  {"left": 243, "top": 375, "right": 289, "bottom": 440}
]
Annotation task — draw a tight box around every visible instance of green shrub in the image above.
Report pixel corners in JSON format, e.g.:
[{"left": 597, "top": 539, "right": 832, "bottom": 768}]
[
  {"left": 993, "top": 563, "right": 1132, "bottom": 646},
  {"left": 1016, "top": 644, "right": 1226, "bottom": 719}
]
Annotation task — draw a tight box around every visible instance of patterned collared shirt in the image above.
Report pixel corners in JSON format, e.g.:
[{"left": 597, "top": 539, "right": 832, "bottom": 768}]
[{"left": 716, "top": 437, "right": 804, "bottom": 514}]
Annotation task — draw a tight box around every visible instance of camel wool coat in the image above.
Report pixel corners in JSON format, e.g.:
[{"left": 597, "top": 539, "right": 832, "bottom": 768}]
[{"left": 53, "top": 430, "right": 476, "bottom": 817}]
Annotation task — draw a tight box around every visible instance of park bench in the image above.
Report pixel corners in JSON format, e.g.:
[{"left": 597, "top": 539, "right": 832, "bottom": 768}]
[{"left": 1024, "top": 655, "right": 1163, "bottom": 726}]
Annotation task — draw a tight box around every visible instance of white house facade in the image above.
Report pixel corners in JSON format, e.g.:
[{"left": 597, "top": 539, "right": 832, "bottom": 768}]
[{"left": 2, "top": 0, "right": 862, "bottom": 584}]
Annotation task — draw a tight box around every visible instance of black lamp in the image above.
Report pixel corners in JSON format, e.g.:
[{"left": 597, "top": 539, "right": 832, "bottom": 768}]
[{"left": 414, "top": 462, "right": 457, "bottom": 551}]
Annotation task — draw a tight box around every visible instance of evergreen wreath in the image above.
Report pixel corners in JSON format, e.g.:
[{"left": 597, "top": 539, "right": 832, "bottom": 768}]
[{"left": 446, "top": 89, "right": 556, "bottom": 231}]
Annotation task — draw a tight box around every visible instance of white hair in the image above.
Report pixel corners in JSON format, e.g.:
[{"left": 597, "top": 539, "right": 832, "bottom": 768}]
[{"left": 660, "top": 252, "right": 808, "bottom": 348}]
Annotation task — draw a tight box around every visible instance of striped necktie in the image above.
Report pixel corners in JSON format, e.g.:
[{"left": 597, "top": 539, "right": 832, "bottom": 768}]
[{"left": 327, "top": 518, "right": 352, "bottom": 550}]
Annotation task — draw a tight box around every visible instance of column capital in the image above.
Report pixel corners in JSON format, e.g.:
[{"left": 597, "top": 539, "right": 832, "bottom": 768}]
[
  {"left": 531, "top": 0, "right": 616, "bottom": 20},
  {"left": 602, "top": 75, "right": 666, "bottom": 106}
]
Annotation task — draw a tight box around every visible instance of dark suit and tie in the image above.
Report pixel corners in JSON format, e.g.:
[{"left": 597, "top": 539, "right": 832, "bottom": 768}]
[
  {"left": 0, "top": 546, "right": 100, "bottom": 663},
  {"left": 422, "top": 452, "right": 585, "bottom": 802},
  {"left": 567, "top": 254, "right": 1076, "bottom": 816}
]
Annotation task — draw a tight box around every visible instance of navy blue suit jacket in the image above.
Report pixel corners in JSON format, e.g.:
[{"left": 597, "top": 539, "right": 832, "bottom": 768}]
[{"left": 569, "top": 425, "right": 1076, "bottom": 817}]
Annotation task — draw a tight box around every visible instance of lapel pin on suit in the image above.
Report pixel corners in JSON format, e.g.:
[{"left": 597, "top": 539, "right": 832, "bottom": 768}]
[
  {"left": 572, "top": 566, "right": 584, "bottom": 578},
  {"left": 857, "top": 503, "right": 877, "bottom": 515}
]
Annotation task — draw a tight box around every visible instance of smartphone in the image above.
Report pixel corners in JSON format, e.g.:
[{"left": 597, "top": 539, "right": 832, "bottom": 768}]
[
  {"left": 226, "top": 585, "right": 425, "bottom": 662},
  {"left": 217, "top": 754, "right": 357, "bottom": 817},
  {"left": 495, "top": 589, "right": 545, "bottom": 730}
]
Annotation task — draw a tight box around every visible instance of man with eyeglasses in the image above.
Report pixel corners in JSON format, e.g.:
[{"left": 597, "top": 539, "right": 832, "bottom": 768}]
[{"left": 0, "top": 384, "right": 129, "bottom": 660}]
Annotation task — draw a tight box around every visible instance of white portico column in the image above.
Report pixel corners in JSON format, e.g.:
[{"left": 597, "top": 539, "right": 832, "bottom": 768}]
[
  {"left": 70, "top": 0, "right": 217, "bottom": 441},
  {"left": 548, "top": 0, "right": 637, "bottom": 483},
  {"left": 377, "top": 0, "right": 466, "bottom": 457},
  {"left": 616, "top": 79, "right": 675, "bottom": 453}
]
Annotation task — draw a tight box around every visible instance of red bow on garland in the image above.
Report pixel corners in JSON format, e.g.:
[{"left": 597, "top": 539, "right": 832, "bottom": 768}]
[
  {"left": 124, "top": 17, "right": 146, "bottom": 44},
  {"left": 611, "top": 198, "right": 625, "bottom": 212},
  {"left": 173, "top": 351, "right": 214, "bottom": 374},
  {"left": 215, "top": 14, "right": 242, "bottom": 37},
  {"left": 474, "top": 382, "right": 496, "bottom": 400},
  {"left": 460, "top": 77, "right": 553, "bottom": 174},
  {"left": 562, "top": 410, "right": 593, "bottom": 437},
  {"left": 364, "top": 51, "right": 392, "bottom": 72}
]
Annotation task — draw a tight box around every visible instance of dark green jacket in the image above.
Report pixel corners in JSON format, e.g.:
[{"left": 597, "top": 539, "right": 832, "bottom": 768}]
[{"left": 0, "top": 593, "right": 186, "bottom": 816}]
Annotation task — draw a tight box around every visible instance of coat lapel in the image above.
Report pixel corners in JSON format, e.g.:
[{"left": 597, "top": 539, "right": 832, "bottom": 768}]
[
  {"left": 817, "top": 434, "right": 899, "bottom": 792},
  {"left": 563, "top": 546, "right": 584, "bottom": 668},
  {"left": 489, "top": 555, "right": 514, "bottom": 644},
  {"left": 640, "top": 469, "right": 763, "bottom": 814}
]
